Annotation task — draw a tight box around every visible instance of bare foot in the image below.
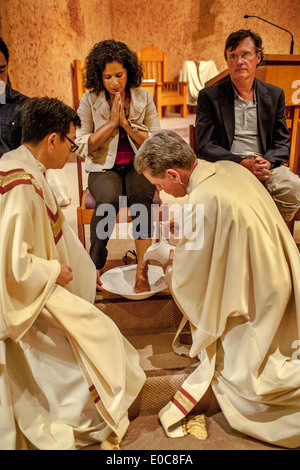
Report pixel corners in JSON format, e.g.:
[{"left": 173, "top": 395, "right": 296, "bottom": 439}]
[
  {"left": 134, "top": 261, "right": 151, "bottom": 293},
  {"left": 96, "top": 269, "right": 104, "bottom": 291}
]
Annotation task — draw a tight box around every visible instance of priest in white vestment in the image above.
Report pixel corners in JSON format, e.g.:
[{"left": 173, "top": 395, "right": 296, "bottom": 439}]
[
  {"left": 0, "top": 97, "right": 145, "bottom": 450},
  {"left": 135, "top": 129, "right": 300, "bottom": 449}
]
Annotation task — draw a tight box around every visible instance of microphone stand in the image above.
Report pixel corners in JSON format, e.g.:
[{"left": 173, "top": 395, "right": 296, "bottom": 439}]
[{"left": 244, "top": 15, "right": 294, "bottom": 54}]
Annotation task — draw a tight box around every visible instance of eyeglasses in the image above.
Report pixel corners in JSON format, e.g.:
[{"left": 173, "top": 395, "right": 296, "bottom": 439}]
[
  {"left": 227, "top": 52, "right": 257, "bottom": 63},
  {"left": 65, "top": 135, "right": 79, "bottom": 153}
]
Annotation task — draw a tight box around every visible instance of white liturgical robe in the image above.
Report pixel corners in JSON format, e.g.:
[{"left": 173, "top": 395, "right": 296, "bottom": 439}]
[
  {"left": 160, "top": 160, "right": 300, "bottom": 449},
  {"left": 0, "top": 145, "right": 145, "bottom": 450}
]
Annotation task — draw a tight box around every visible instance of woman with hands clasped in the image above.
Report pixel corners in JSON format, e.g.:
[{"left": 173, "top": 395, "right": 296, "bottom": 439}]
[{"left": 76, "top": 40, "right": 161, "bottom": 293}]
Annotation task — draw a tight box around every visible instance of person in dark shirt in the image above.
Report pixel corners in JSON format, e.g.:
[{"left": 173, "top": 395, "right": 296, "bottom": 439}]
[
  {"left": 0, "top": 37, "right": 28, "bottom": 157},
  {"left": 0, "top": 39, "right": 70, "bottom": 206}
]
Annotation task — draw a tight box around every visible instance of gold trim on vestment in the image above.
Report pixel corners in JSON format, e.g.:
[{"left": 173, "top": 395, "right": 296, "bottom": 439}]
[
  {"left": 46, "top": 201, "right": 63, "bottom": 244},
  {"left": 0, "top": 169, "right": 42, "bottom": 195},
  {"left": 0, "top": 168, "right": 62, "bottom": 244},
  {"left": 172, "top": 387, "right": 198, "bottom": 415}
]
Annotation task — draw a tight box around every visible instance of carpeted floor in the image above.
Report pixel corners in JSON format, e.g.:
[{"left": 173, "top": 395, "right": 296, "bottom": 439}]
[{"left": 83, "top": 413, "right": 283, "bottom": 451}]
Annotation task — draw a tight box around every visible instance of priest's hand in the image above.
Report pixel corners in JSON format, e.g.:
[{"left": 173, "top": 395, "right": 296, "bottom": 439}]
[
  {"left": 162, "top": 249, "right": 174, "bottom": 273},
  {"left": 161, "top": 218, "right": 180, "bottom": 238},
  {"left": 57, "top": 264, "right": 73, "bottom": 286},
  {"left": 96, "top": 269, "right": 104, "bottom": 291}
]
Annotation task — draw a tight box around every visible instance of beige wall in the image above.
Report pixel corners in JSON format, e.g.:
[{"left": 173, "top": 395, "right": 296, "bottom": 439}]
[
  {"left": 0, "top": 0, "right": 112, "bottom": 104},
  {"left": 1, "top": 0, "right": 299, "bottom": 107}
]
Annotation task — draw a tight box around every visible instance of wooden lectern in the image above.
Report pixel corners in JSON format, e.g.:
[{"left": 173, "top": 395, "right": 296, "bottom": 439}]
[{"left": 205, "top": 54, "right": 300, "bottom": 174}]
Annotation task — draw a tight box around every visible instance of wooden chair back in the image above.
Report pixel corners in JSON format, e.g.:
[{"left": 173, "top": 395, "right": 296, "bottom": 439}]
[
  {"left": 137, "top": 45, "right": 188, "bottom": 119},
  {"left": 286, "top": 105, "right": 300, "bottom": 174},
  {"left": 189, "top": 124, "right": 197, "bottom": 153},
  {"left": 137, "top": 44, "right": 167, "bottom": 84},
  {"left": 72, "top": 60, "right": 87, "bottom": 111}
]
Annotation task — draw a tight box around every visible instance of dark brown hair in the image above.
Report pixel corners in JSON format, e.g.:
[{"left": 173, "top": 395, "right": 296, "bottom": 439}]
[
  {"left": 224, "top": 29, "right": 264, "bottom": 61},
  {"left": 22, "top": 97, "right": 81, "bottom": 144},
  {"left": 84, "top": 39, "right": 143, "bottom": 95}
]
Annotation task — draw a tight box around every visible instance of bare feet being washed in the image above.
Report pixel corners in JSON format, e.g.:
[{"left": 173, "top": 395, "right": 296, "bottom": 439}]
[
  {"left": 134, "top": 260, "right": 151, "bottom": 293},
  {"left": 96, "top": 269, "right": 104, "bottom": 291}
]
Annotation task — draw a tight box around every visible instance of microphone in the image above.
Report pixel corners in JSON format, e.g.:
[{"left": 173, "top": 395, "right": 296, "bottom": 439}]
[{"left": 244, "top": 15, "right": 294, "bottom": 54}]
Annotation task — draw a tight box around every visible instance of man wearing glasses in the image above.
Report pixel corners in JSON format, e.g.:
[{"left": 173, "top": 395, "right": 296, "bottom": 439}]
[
  {"left": 196, "top": 29, "right": 300, "bottom": 223},
  {"left": 0, "top": 97, "right": 145, "bottom": 450}
]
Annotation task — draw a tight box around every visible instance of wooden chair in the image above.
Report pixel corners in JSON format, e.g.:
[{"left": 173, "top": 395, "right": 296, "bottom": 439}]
[
  {"left": 72, "top": 60, "right": 88, "bottom": 111},
  {"left": 136, "top": 45, "right": 188, "bottom": 120},
  {"left": 72, "top": 60, "right": 168, "bottom": 248},
  {"left": 285, "top": 105, "right": 300, "bottom": 174},
  {"left": 189, "top": 124, "right": 197, "bottom": 153},
  {"left": 290, "top": 118, "right": 300, "bottom": 227}
]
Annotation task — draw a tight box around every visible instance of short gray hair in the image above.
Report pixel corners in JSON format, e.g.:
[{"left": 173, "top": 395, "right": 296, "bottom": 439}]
[{"left": 134, "top": 129, "right": 196, "bottom": 177}]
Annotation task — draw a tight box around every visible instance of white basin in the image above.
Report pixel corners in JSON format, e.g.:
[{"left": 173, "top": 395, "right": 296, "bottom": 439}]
[{"left": 101, "top": 264, "right": 167, "bottom": 300}]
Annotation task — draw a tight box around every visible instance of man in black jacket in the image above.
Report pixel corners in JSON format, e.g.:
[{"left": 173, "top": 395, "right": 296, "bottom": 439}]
[
  {"left": 196, "top": 29, "right": 300, "bottom": 222},
  {"left": 0, "top": 37, "right": 28, "bottom": 157},
  {"left": 0, "top": 38, "right": 70, "bottom": 206}
]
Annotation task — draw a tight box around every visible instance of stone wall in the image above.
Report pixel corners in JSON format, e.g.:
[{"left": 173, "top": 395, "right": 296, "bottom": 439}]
[
  {"left": 1, "top": 0, "right": 299, "bottom": 107},
  {"left": 111, "top": 0, "right": 300, "bottom": 84},
  {"left": 0, "top": 0, "right": 112, "bottom": 104}
]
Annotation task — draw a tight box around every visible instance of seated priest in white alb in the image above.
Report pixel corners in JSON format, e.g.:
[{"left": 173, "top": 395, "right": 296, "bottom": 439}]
[{"left": 0, "top": 97, "right": 145, "bottom": 450}]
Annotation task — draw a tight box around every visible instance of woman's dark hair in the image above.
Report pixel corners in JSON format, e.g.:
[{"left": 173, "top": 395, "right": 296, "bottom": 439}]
[
  {"left": 84, "top": 39, "right": 143, "bottom": 94},
  {"left": 0, "top": 37, "right": 9, "bottom": 64},
  {"left": 224, "top": 29, "right": 264, "bottom": 62},
  {"left": 21, "top": 97, "right": 81, "bottom": 144}
]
